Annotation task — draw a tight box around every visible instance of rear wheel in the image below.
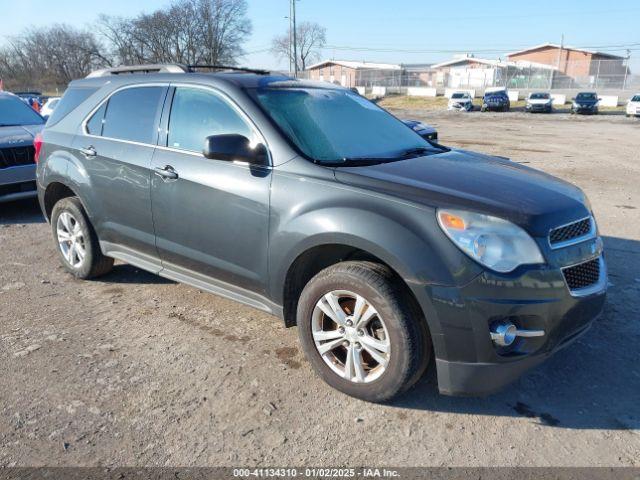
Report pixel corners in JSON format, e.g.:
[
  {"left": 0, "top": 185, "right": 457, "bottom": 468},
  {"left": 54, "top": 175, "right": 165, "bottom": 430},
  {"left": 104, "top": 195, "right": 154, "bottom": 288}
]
[
  {"left": 297, "top": 261, "right": 431, "bottom": 402},
  {"left": 51, "top": 197, "right": 113, "bottom": 279}
]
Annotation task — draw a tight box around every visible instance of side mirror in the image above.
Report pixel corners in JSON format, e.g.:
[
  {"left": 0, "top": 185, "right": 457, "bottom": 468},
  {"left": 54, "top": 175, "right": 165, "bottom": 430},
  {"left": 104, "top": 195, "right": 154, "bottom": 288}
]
[
  {"left": 571, "top": 97, "right": 575, "bottom": 101},
  {"left": 598, "top": 97, "right": 602, "bottom": 101},
  {"left": 203, "top": 134, "right": 267, "bottom": 165}
]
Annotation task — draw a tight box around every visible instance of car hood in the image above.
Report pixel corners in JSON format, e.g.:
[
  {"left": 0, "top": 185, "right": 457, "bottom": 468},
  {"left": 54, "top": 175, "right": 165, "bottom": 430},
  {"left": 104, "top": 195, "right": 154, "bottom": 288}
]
[
  {"left": 334, "top": 149, "right": 589, "bottom": 236},
  {"left": 0, "top": 124, "right": 42, "bottom": 148}
]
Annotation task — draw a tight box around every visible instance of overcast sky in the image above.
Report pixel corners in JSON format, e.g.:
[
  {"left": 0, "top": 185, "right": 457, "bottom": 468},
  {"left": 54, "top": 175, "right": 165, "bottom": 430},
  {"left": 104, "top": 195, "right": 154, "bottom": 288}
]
[{"left": 2, "top": 0, "right": 639, "bottom": 71}]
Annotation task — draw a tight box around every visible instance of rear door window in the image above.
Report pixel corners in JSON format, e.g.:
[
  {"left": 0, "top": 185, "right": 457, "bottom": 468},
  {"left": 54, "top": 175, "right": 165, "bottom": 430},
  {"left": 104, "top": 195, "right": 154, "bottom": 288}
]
[{"left": 101, "top": 87, "right": 165, "bottom": 144}]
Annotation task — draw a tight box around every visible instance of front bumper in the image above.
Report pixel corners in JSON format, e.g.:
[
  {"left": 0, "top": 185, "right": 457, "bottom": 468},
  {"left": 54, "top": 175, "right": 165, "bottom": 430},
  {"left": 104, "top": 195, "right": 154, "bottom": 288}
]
[
  {"left": 483, "top": 103, "right": 508, "bottom": 111},
  {"left": 0, "top": 165, "right": 37, "bottom": 202},
  {"left": 414, "top": 235, "right": 607, "bottom": 396},
  {"left": 526, "top": 103, "right": 552, "bottom": 112},
  {"left": 573, "top": 105, "right": 598, "bottom": 114}
]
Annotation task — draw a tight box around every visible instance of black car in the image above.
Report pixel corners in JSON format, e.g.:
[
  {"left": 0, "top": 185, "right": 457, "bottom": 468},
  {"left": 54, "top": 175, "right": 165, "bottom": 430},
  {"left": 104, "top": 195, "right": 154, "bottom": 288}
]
[
  {"left": 36, "top": 64, "right": 606, "bottom": 401},
  {"left": 572, "top": 92, "right": 599, "bottom": 114},
  {"left": 0, "top": 92, "right": 45, "bottom": 202},
  {"left": 402, "top": 120, "right": 438, "bottom": 141},
  {"left": 481, "top": 90, "right": 510, "bottom": 112}
]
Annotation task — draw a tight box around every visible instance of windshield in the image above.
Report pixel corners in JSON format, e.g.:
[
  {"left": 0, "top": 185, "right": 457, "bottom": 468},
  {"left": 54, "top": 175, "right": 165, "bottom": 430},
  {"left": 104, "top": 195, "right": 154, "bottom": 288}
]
[
  {"left": 451, "top": 93, "right": 465, "bottom": 99},
  {"left": 631, "top": 95, "right": 640, "bottom": 102},
  {"left": 530, "top": 93, "right": 550, "bottom": 99},
  {"left": 254, "top": 87, "right": 437, "bottom": 163},
  {"left": 577, "top": 93, "right": 597, "bottom": 101},
  {"left": 0, "top": 95, "right": 44, "bottom": 126}
]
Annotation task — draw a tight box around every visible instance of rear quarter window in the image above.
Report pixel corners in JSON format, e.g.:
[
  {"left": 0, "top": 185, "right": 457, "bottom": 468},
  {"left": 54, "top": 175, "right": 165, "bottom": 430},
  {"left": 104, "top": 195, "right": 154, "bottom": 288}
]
[{"left": 46, "top": 87, "right": 98, "bottom": 126}]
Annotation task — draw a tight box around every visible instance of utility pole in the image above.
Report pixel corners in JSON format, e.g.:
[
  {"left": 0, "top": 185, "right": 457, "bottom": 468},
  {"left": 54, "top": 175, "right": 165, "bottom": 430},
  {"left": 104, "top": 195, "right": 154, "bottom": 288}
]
[
  {"left": 292, "top": 0, "right": 298, "bottom": 77},
  {"left": 623, "top": 49, "right": 631, "bottom": 90},
  {"left": 287, "top": 1, "right": 293, "bottom": 75},
  {"left": 554, "top": 33, "right": 564, "bottom": 89},
  {"left": 556, "top": 34, "right": 564, "bottom": 70}
]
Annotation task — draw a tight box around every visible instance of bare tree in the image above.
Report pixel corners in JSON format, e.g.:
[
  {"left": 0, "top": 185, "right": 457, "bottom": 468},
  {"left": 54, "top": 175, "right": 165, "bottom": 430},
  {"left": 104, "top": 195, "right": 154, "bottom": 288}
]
[
  {"left": 0, "top": 24, "right": 108, "bottom": 91},
  {"left": 0, "top": 0, "right": 252, "bottom": 92},
  {"left": 271, "top": 21, "right": 326, "bottom": 71},
  {"left": 98, "top": 0, "right": 251, "bottom": 67}
]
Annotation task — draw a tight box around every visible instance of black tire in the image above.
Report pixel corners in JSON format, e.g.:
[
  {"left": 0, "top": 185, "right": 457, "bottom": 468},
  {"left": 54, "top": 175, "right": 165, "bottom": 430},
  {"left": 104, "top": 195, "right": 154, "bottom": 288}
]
[
  {"left": 51, "top": 197, "right": 114, "bottom": 279},
  {"left": 297, "top": 261, "right": 431, "bottom": 402}
]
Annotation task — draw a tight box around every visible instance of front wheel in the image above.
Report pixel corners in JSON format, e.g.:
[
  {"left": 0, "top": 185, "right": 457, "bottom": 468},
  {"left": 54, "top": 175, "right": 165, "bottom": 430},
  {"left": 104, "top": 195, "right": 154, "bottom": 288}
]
[
  {"left": 297, "top": 261, "right": 431, "bottom": 402},
  {"left": 51, "top": 197, "right": 114, "bottom": 279}
]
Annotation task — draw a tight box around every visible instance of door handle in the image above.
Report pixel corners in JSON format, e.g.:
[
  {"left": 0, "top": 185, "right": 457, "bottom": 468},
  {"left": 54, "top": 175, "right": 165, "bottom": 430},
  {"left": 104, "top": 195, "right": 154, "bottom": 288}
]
[
  {"left": 80, "top": 146, "right": 97, "bottom": 157},
  {"left": 154, "top": 165, "right": 179, "bottom": 180}
]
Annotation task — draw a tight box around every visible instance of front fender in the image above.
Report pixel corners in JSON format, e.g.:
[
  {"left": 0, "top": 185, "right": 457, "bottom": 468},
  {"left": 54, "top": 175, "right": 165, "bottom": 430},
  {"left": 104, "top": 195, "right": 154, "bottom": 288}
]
[{"left": 268, "top": 168, "right": 483, "bottom": 334}]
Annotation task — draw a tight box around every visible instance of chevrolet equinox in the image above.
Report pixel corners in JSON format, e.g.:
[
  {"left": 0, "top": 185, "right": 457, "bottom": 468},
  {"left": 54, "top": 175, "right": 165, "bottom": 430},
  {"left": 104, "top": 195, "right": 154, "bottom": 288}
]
[{"left": 36, "top": 64, "right": 607, "bottom": 402}]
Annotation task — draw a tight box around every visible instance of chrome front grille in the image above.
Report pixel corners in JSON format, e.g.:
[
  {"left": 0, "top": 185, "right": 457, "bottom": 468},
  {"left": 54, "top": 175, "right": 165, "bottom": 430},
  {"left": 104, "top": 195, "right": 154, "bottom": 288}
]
[{"left": 549, "top": 217, "right": 594, "bottom": 248}]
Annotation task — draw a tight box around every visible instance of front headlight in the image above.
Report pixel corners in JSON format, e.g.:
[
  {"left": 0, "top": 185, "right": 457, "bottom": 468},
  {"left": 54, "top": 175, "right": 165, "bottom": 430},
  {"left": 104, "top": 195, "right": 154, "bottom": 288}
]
[
  {"left": 437, "top": 209, "right": 545, "bottom": 273},
  {"left": 573, "top": 102, "right": 579, "bottom": 108}
]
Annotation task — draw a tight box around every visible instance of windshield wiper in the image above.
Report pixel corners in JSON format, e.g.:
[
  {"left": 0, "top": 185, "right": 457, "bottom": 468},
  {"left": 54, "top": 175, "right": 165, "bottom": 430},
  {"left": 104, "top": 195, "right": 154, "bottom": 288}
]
[
  {"left": 399, "top": 146, "right": 436, "bottom": 158},
  {"left": 0, "top": 124, "right": 22, "bottom": 127},
  {"left": 320, "top": 157, "right": 396, "bottom": 167}
]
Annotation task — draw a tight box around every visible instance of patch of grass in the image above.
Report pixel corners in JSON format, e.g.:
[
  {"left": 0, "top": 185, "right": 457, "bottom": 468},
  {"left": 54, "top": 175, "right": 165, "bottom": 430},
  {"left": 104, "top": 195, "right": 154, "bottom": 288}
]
[
  {"left": 377, "top": 95, "right": 449, "bottom": 110},
  {"left": 376, "top": 95, "right": 626, "bottom": 112}
]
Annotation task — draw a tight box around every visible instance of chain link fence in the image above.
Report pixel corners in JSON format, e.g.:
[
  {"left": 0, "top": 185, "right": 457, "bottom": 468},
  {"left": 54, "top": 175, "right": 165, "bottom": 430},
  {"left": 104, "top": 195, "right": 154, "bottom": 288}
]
[{"left": 301, "top": 59, "right": 639, "bottom": 95}]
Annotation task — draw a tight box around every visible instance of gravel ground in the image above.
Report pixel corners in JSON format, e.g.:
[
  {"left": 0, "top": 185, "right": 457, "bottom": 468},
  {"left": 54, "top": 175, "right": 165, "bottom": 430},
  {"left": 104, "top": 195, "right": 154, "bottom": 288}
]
[{"left": 0, "top": 111, "right": 639, "bottom": 467}]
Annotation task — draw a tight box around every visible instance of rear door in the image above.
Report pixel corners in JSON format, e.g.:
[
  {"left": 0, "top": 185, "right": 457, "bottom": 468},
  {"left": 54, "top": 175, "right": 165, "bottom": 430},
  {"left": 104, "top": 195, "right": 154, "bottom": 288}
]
[
  {"left": 150, "top": 85, "right": 272, "bottom": 295},
  {"left": 72, "top": 85, "right": 168, "bottom": 269}
]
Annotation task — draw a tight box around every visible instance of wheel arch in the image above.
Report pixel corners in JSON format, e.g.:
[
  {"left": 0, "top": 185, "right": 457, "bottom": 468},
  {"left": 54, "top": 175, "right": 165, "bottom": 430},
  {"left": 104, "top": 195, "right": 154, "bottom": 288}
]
[{"left": 279, "top": 234, "right": 430, "bottom": 331}]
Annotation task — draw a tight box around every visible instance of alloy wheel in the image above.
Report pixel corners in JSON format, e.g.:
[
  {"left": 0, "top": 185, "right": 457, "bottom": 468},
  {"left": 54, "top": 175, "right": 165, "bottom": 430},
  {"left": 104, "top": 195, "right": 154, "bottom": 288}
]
[
  {"left": 56, "top": 212, "right": 86, "bottom": 268},
  {"left": 311, "top": 290, "right": 390, "bottom": 383}
]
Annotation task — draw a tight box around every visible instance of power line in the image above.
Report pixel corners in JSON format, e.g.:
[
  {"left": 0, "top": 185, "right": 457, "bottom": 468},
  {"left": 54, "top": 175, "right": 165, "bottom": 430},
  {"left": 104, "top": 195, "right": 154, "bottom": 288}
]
[{"left": 320, "top": 42, "right": 640, "bottom": 55}]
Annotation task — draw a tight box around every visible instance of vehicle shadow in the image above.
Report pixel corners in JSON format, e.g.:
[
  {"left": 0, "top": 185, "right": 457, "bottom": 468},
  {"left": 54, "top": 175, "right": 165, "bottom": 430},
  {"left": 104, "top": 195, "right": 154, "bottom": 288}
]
[
  {"left": 0, "top": 197, "right": 45, "bottom": 224},
  {"left": 394, "top": 235, "right": 640, "bottom": 431}
]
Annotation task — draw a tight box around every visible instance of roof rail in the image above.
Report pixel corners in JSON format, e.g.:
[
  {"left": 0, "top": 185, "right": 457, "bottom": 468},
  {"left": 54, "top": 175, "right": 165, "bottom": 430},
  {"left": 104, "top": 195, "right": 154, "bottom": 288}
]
[
  {"left": 86, "top": 64, "right": 188, "bottom": 78},
  {"left": 186, "top": 65, "right": 270, "bottom": 75},
  {"left": 86, "top": 63, "right": 271, "bottom": 78}
]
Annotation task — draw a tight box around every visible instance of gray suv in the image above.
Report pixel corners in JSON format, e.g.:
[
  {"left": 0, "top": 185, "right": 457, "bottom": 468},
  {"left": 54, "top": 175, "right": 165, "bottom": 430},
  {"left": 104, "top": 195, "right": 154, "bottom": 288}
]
[{"left": 37, "top": 64, "right": 606, "bottom": 402}]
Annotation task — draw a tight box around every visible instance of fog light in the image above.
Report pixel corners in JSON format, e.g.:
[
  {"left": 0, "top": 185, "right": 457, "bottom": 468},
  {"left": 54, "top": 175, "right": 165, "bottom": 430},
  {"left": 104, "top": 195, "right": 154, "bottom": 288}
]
[
  {"left": 491, "top": 322, "right": 518, "bottom": 346},
  {"left": 490, "top": 322, "right": 545, "bottom": 347}
]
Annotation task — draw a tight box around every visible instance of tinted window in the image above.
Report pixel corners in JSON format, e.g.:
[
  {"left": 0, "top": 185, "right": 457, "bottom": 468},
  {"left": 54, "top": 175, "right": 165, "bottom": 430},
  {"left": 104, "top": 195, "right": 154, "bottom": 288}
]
[
  {"left": 86, "top": 103, "right": 107, "bottom": 135},
  {"left": 451, "top": 93, "right": 465, "bottom": 99},
  {"left": 631, "top": 95, "right": 640, "bottom": 102},
  {"left": 47, "top": 87, "right": 97, "bottom": 125},
  {"left": 576, "top": 93, "right": 597, "bottom": 100},
  {"left": 0, "top": 95, "right": 44, "bottom": 126},
  {"left": 168, "top": 87, "right": 254, "bottom": 152},
  {"left": 102, "top": 87, "right": 165, "bottom": 144}
]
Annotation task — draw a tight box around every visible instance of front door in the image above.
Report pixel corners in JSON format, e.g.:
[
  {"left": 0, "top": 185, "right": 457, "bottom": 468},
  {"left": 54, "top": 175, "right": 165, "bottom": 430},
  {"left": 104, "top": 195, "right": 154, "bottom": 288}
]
[{"left": 150, "top": 86, "right": 271, "bottom": 295}]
